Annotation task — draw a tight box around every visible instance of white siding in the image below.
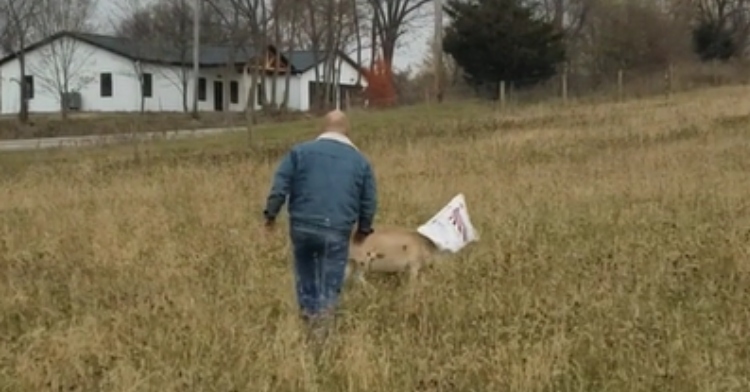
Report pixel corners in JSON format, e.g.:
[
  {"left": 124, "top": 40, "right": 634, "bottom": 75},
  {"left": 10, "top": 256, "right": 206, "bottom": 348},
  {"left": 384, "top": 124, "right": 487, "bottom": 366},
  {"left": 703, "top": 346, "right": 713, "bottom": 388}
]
[
  {"left": 256, "top": 76, "right": 302, "bottom": 111},
  {"left": 189, "top": 70, "right": 301, "bottom": 112},
  {"left": 0, "top": 37, "right": 141, "bottom": 113},
  {"left": 297, "top": 58, "right": 365, "bottom": 112},
  {"left": 0, "top": 35, "right": 365, "bottom": 114},
  {"left": 140, "top": 63, "right": 191, "bottom": 112}
]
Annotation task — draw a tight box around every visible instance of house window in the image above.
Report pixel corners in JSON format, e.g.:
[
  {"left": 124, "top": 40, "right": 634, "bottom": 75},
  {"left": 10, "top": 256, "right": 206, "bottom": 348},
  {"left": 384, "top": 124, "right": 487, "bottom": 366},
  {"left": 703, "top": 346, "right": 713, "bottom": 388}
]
[
  {"left": 100, "top": 73, "right": 113, "bottom": 97},
  {"left": 23, "top": 75, "right": 34, "bottom": 99},
  {"left": 230, "top": 81, "right": 239, "bottom": 104},
  {"left": 198, "top": 77, "right": 206, "bottom": 101},
  {"left": 142, "top": 73, "right": 153, "bottom": 97}
]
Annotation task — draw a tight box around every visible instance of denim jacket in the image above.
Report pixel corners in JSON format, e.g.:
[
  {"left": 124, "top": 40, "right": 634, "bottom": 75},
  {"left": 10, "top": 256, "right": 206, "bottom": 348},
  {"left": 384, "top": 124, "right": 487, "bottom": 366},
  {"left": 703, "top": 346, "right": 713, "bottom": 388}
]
[{"left": 263, "top": 133, "right": 377, "bottom": 234}]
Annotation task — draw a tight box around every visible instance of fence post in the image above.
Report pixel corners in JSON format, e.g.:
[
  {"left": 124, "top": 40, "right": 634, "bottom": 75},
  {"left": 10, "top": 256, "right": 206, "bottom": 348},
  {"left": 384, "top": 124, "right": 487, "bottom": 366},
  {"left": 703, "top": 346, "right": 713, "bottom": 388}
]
[
  {"left": 561, "top": 65, "right": 568, "bottom": 103},
  {"left": 664, "top": 63, "right": 674, "bottom": 98},
  {"left": 670, "top": 64, "right": 674, "bottom": 95},
  {"left": 617, "top": 69, "right": 623, "bottom": 102},
  {"left": 498, "top": 81, "right": 506, "bottom": 109},
  {"left": 712, "top": 59, "right": 718, "bottom": 85}
]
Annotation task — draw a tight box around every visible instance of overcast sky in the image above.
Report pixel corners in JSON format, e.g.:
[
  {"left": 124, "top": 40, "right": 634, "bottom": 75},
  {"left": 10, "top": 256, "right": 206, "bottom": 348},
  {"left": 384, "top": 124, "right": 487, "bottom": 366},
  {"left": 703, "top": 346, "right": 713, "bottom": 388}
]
[{"left": 94, "top": 0, "right": 433, "bottom": 74}]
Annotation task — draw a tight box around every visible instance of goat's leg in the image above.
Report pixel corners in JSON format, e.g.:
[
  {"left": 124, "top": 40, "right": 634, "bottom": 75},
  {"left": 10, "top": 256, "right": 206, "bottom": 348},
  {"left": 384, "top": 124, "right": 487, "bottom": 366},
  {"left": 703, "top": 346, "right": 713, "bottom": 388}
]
[
  {"left": 405, "top": 263, "right": 422, "bottom": 293},
  {"left": 354, "top": 267, "right": 368, "bottom": 285},
  {"left": 402, "top": 263, "right": 420, "bottom": 303},
  {"left": 407, "top": 263, "right": 420, "bottom": 282},
  {"left": 345, "top": 260, "right": 371, "bottom": 287},
  {"left": 356, "top": 266, "right": 376, "bottom": 292},
  {"left": 344, "top": 261, "right": 365, "bottom": 286},
  {"left": 344, "top": 262, "right": 353, "bottom": 283}
]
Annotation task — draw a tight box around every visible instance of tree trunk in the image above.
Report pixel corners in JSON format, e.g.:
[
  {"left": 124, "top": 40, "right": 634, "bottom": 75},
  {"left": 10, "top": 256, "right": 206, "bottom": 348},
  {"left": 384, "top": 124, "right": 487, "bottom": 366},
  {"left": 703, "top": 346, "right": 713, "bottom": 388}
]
[
  {"left": 335, "top": 56, "right": 344, "bottom": 109},
  {"left": 59, "top": 96, "right": 67, "bottom": 120},
  {"left": 224, "top": 65, "right": 232, "bottom": 114},
  {"left": 182, "top": 67, "right": 189, "bottom": 113},
  {"left": 382, "top": 38, "right": 395, "bottom": 71},
  {"left": 352, "top": 0, "right": 363, "bottom": 86},
  {"left": 258, "top": 1, "right": 269, "bottom": 112},
  {"left": 370, "top": 14, "right": 378, "bottom": 69},
  {"left": 246, "top": 59, "right": 260, "bottom": 125},
  {"left": 60, "top": 96, "right": 68, "bottom": 120},
  {"left": 281, "top": 4, "right": 297, "bottom": 112},
  {"left": 332, "top": 7, "right": 347, "bottom": 109},
  {"left": 248, "top": 67, "right": 258, "bottom": 147},
  {"left": 224, "top": 58, "right": 234, "bottom": 118},
  {"left": 322, "top": 0, "right": 335, "bottom": 110},
  {"left": 18, "top": 52, "right": 29, "bottom": 124},
  {"left": 258, "top": 39, "right": 268, "bottom": 110},
  {"left": 307, "top": 0, "right": 322, "bottom": 112},
  {"left": 139, "top": 62, "right": 146, "bottom": 114},
  {"left": 140, "top": 74, "right": 146, "bottom": 114},
  {"left": 270, "top": 7, "right": 282, "bottom": 112}
]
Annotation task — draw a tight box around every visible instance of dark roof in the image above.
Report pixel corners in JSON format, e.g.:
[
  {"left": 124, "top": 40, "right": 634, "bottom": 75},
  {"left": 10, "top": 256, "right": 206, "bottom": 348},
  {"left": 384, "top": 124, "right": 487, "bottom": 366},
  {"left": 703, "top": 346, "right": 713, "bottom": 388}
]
[
  {"left": 0, "top": 31, "right": 363, "bottom": 74},
  {"left": 0, "top": 31, "right": 262, "bottom": 67},
  {"left": 286, "top": 51, "right": 327, "bottom": 72},
  {"left": 74, "top": 32, "right": 261, "bottom": 66},
  {"left": 285, "top": 50, "right": 363, "bottom": 74}
]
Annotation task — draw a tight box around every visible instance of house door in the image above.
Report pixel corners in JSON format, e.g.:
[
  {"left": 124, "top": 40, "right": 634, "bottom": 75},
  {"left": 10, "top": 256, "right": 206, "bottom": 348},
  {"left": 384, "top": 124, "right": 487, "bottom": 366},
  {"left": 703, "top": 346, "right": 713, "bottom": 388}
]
[{"left": 213, "top": 81, "right": 223, "bottom": 111}]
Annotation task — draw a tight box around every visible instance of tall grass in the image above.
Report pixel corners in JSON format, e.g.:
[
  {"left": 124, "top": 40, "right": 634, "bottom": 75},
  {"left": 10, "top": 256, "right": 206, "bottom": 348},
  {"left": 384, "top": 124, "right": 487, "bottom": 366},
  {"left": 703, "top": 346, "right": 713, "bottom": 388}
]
[{"left": 2, "top": 86, "right": 750, "bottom": 391}]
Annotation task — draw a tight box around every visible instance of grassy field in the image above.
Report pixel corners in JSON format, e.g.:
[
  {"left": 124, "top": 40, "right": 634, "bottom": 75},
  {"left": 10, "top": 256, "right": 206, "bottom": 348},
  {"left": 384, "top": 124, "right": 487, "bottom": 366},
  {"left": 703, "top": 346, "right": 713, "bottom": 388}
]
[
  {"left": 2, "top": 86, "right": 750, "bottom": 391},
  {"left": 0, "top": 110, "right": 310, "bottom": 140}
]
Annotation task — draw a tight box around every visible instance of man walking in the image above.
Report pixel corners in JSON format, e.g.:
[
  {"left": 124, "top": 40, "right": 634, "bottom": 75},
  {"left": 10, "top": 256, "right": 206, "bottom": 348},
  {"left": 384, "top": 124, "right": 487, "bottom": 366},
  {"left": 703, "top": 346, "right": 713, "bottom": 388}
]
[{"left": 262, "top": 109, "right": 378, "bottom": 339}]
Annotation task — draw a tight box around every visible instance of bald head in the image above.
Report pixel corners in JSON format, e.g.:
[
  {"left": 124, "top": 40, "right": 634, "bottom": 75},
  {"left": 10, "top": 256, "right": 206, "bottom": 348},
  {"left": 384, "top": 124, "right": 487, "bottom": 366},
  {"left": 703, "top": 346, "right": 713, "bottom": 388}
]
[{"left": 321, "top": 109, "right": 350, "bottom": 135}]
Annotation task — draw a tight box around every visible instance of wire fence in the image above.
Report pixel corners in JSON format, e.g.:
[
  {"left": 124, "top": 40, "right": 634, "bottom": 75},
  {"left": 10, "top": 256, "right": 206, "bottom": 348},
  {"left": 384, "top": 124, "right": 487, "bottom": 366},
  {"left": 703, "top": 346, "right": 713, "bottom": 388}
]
[
  {"left": 3, "top": 61, "right": 748, "bottom": 141},
  {"left": 361, "top": 60, "right": 750, "bottom": 110}
]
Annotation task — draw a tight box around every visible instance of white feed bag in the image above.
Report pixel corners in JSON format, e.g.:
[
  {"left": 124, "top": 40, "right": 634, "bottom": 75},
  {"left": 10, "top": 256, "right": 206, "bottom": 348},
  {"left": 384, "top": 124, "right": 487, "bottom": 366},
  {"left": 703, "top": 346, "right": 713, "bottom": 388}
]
[{"left": 417, "top": 193, "right": 479, "bottom": 253}]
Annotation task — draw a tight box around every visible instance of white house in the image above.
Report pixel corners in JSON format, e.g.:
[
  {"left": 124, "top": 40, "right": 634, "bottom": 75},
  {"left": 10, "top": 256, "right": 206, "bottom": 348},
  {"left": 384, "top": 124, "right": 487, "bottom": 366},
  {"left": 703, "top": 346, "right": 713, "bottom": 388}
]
[{"left": 0, "top": 31, "right": 367, "bottom": 114}]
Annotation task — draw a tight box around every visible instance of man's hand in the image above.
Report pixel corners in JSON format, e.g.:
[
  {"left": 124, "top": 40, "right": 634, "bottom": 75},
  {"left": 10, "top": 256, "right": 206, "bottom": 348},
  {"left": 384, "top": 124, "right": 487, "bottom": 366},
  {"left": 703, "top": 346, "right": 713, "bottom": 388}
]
[
  {"left": 264, "top": 218, "right": 275, "bottom": 233},
  {"left": 352, "top": 227, "right": 373, "bottom": 244}
]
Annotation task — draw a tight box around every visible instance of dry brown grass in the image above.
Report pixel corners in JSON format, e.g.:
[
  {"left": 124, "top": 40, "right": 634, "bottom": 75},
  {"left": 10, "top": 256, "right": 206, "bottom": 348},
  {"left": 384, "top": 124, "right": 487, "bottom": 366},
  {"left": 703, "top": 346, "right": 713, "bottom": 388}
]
[
  {"left": 0, "top": 111, "right": 310, "bottom": 140},
  {"left": 2, "top": 86, "right": 750, "bottom": 391}
]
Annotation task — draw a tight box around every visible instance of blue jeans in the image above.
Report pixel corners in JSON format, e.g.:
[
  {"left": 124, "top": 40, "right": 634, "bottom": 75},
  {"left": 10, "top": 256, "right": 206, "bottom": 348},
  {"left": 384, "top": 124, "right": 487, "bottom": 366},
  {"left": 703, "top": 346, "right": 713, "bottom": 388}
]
[{"left": 289, "top": 223, "right": 350, "bottom": 320}]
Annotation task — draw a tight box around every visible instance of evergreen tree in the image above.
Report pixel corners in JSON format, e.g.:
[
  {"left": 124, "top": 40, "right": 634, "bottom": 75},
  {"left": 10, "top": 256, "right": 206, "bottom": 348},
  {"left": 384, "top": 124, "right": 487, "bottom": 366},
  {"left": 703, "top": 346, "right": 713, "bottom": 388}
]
[
  {"left": 442, "top": 0, "right": 565, "bottom": 98},
  {"left": 692, "top": 20, "right": 737, "bottom": 61}
]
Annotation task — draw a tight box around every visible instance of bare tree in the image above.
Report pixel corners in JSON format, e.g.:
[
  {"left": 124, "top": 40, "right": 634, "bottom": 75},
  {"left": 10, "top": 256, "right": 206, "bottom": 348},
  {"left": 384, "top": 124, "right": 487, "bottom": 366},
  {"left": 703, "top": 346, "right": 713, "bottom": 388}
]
[
  {"left": 693, "top": 0, "right": 750, "bottom": 53},
  {"left": 323, "top": 0, "right": 337, "bottom": 108},
  {"left": 572, "top": 0, "right": 693, "bottom": 82},
  {"left": 153, "top": 0, "right": 194, "bottom": 112},
  {"left": 269, "top": 0, "right": 364, "bottom": 111},
  {"left": 305, "top": 0, "right": 323, "bottom": 111},
  {"left": 117, "top": 0, "right": 226, "bottom": 113},
  {"left": 227, "top": 0, "right": 270, "bottom": 122},
  {"left": 269, "top": 0, "right": 287, "bottom": 112},
  {"left": 123, "top": 0, "right": 205, "bottom": 113},
  {"left": 696, "top": 0, "right": 734, "bottom": 24},
  {"left": 0, "top": 0, "right": 40, "bottom": 123},
  {"left": 366, "top": 0, "right": 431, "bottom": 70},
  {"left": 324, "top": 0, "right": 355, "bottom": 108},
  {"left": 30, "top": 0, "right": 98, "bottom": 119},
  {"left": 206, "top": 0, "right": 252, "bottom": 116},
  {"left": 115, "top": 0, "right": 192, "bottom": 112},
  {"left": 299, "top": 0, "right": 360, "bottom": 111},
  {"left": 269, "top": 0, "right": 299, "bottom": 111},
  {"left": 113, "top": 0, "right": 155, "bottom": 113},
  {"left": 351, "top": 0, "right": 364, "bottom": 85},
  {"left": 261, "top": 0, "right": 319, "bottom": 112},
  {"left": 530, "top": 0, "right": 591, "bottom": 36},
  {"left": 414, "top": 35, "right": 459, "bottom": 88}
]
